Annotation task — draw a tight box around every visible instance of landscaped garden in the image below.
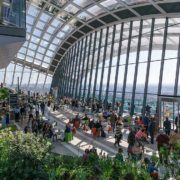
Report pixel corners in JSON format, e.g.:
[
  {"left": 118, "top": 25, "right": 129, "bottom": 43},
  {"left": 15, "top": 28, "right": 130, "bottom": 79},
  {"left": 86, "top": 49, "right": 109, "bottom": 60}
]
[{"left": 0, "top": 128, "right": 179, "bottom": 180}]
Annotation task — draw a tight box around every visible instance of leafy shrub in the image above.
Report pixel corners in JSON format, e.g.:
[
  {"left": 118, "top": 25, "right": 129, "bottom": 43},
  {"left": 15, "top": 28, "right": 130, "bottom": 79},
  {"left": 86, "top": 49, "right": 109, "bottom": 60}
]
[
  {"left": 0, "top": 87, "right": 9, "bottom": 100},
  {"left": 2, "top": 129, "right": 177, "bottom": 180}
]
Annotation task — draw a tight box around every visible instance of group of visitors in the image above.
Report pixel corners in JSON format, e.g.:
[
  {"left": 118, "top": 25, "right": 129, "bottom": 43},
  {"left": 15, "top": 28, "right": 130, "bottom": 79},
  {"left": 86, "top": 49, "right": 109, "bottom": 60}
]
[{"left": 58, "top": 96, "right": 121, "bottom": 113}]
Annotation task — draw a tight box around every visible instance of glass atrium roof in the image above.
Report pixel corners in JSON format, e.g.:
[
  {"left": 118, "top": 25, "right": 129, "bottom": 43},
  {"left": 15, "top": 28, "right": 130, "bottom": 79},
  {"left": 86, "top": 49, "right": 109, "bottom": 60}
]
[{"left": 8, "top": 0, "right": 180, "bottom": 92}]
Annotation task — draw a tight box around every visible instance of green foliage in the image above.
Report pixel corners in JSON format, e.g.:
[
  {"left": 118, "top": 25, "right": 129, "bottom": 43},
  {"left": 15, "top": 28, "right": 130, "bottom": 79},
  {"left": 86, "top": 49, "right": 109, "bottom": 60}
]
[
  {"left": 0, "top": 124, "right": 17, "bottom": 131},
  {"left": 0, "top": 87, "right": 9, "bottom": 100},
  {"left": 0, "top": 129, "right": 179, "bottom": 179},
  {"left": 0, "top": 129, "right": 52, "bottom": 179}
]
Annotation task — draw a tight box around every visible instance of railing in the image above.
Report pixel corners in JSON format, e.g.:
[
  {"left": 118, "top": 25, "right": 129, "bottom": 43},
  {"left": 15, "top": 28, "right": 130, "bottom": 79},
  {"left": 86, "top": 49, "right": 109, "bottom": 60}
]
[{"left": 0, "top": 0, "right": 26, "bottom": 29}]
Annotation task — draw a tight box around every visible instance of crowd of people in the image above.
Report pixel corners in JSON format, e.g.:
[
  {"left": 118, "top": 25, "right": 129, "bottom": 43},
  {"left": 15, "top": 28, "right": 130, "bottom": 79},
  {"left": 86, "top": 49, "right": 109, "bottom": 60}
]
[{"left": 2, "top": 92, "right": 179, "bottom": 179}]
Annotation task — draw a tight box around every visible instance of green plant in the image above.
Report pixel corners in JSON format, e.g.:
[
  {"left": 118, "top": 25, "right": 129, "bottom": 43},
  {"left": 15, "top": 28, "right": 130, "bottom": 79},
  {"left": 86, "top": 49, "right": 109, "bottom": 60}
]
[
  {"left": 0, "top": 87, "right": 9, "bottom": 100},
  {"left": 0, "top": 129, "right": 52, "bottom": 179},
  {"left": 2, "top": 129, "right": 177, "bottom": 179}
]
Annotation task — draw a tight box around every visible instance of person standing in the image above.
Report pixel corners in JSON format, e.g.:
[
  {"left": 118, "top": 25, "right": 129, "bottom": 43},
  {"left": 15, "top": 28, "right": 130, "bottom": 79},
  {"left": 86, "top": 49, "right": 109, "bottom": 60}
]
[
  {"left": 175, "top": 114, "right": 180, "bottom": 132},
  {"left": 114, "top": 117, "right": 123, "bottom": 147},
  {"left": 143, "top": 116, "right": 149, "bottom": 136},
  {"left": 110, "top": 111, "right": 117, "bottom": 132},
  {"left": 14, "top": 105, "right": 20, "bottom": 122},
  {"left": 163, "top": 117, "right": 171, "bottom": 136},
  {"left": 40, "top": 101, "right": 45, "bottom": 116},
  {"left": 35, "top": 103, "right": 39, "bottom": 118},
  {"left": 156, "top": 132, "right": 169, "bottom": 163},
  {"left": 148, "top": 117, "right": 155, "bottom": 144},
  {"left": 127, "top": 128, "right": 136, "bottom": 156}
]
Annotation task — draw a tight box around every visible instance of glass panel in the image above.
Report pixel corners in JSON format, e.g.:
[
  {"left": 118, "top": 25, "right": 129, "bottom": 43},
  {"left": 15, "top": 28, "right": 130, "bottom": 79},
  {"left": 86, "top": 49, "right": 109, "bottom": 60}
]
[
  {"left": 135, "top": 62, "right": 147, "bottom": 93},
  {"left": 47, "top": 26, "right": 56, "bottom": 34},
  {"left": 26, "top": 56, "right": 33, "bottom": 62},
  {"left": 31, "top": 35, "right": 40, "bottom": 44},
  {"left": 28, "top": 4, "right": 39, "bottom": 17},
  {"left": 151, "top": 50, "right": 162, "bottom": 61},
  {"left": 109, "top": 66, "right": 116, "bottom": 92},
  {"left": 37, "top": 46, "right": 46, "bottom": 54},
  {"left": 44, "top": 75, "right": 52, "bottom": 89},
  {"left": 100, "top": 0, "right": 122, "bottom": 10},
  {"left": 49, "top": 44, "right": 57, "bottom": 51},
  {"left": 26, "top": 24, "right": 32, "bottom": 33},
  {"left": 5, "top": 63, "right": 15, "bottom": 86},
  {"left": 161, "top": 59, "right": 177, "bottom": 95},
  {"left": 40, "top": 40, "right": 49, "bottom": 48},
  {"left": 117, "top": 65, "right": 125, "bottom": 92},
  {"left": 36, "top": 20, "right": 46, "bottom": 30},
  {"left": 125, "top": 64, "right": 135, "bottom": 93},
  {"left": 42, "top": 62, "right": 49, "bottom": 68},
  {"left": 23, "top": 41, "right": 28, "bottom": 47},
  {"left": 43, "top": 33, "right": 51, "bottom": 41},
  {"left": 34, "top": 59, "right": 42, "bottom": 65},
  {"left": 37, "top": 73, "right": 46, "bottom": 89},
  {"left": 0, "top": 69, "right": 5, "bottom": 84},
  {"left": 139, "top": 50, "right": 148, "bottom": 63},
  {"left": 29, "top": 70, "right": 38, "bottom": 85},
  {"left": 77, "top": 12, "right": 92, "bottom": 21},
  {"left": 17, "top": 53, "right": 25, "bottom": 59},
  {"left": 46, "top": 50, "right": 54, "bottom": 57},
  {"left": 13, "top": 64, "right": 23, "bottom": 86},
  {"left": 29, "top": 43, "right": 37, "bottom": 50},
  {"left": 19, "top": 47, "right": 27, "bottom": 54},
  {"left": 21, "top": 67, "right": 31, "bottom": 86},
  {"left": 26, "top": 16, "right": 35, "bottom": 25},
  {"left": 27, "top": 49, "right": 35, "bottom": 57},
  {"left": 122, "top": 0, "right": 149, "bottom": 5},
  {"left": 39, "top": 12, "right": 51, "bottom": 22},
  {"left": 33, "top": 28, "right": 42, "bottom": 37},
  {"left": 146, "top": 95, "right": 157, "bottom": 114},
  {"left": 61, "top": 24, "right": 73, "bottom": 33},
  {"left": 178, "top": 68, "right": 180, "bottom": 96},
  {"left": 64, "top": 4, "right": 79, "bottom": 15},
  {"left": 57, "top": 31, "right": 65, "bottom": 39},
  {"left": 35, "top": 53, "right": 43, "bottom": 60},
  {"left": 87, "top": 5, "right": 105, "bottom": 16},
  {"left": 147, "top": 61, "right": 161, "bottom": 93},
  {"left": 96, "top": 68, "right": 102, "bottom": 91},
  {"left": 51, "top": 18, "right": 62, "bottom": 27},
  {"left": 44, "top": 56, "right": 51, "bottom": 64},
  {"left": 73, "top": 0, "right": 91, "bottom": 8},
  {"left": 134, "top": 93, "right": 144, "bottom": 114},
  {"left": 52, "top": 37, "right": 61, "bottom": 45}
]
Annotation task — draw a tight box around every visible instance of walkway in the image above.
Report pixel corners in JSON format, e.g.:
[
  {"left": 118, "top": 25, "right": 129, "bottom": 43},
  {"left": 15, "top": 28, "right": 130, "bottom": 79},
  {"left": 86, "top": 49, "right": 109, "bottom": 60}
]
[{"left": 46, "top": 106, "right": 159, "bottom": 158}]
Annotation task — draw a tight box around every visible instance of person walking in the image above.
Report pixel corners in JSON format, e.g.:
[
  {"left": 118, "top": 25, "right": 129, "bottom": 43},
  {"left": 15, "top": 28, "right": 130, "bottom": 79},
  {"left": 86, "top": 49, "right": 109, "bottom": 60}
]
[{"left": 163, "top": 117, "right": 171, "bottom": 136}]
